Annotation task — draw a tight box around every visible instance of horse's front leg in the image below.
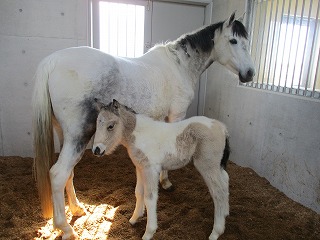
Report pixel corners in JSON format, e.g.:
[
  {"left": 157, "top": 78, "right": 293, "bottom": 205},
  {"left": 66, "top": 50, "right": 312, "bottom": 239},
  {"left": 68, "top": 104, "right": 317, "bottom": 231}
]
[
  {"left": 129, "top": 167, "right": 145, "bottom": 225},
  {"left": 50, "top": 142, "right": 85, "bottom": 240},
  {"left": 66, "top": 170, "right": 86, "bottom": 216},
  {"left": 141, "top": 167, "right": 160, "bottom": 240}
]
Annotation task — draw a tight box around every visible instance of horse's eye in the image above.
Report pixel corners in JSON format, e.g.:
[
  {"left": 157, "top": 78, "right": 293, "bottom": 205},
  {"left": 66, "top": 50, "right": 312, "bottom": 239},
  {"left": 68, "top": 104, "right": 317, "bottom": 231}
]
[
  {"left": 107, "top": 123, "right": 115, "bottom": 131},
  {"left": 229, "top": 39, "right": 237, "bottom": 45}
]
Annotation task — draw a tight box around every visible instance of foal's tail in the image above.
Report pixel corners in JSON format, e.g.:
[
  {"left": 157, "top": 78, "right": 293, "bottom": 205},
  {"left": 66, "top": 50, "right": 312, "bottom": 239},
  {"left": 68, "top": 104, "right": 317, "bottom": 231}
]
[
  {"left": 220, "top": 125, "right": 230, "bottom": 170},
  {"left": 32, "top": 55, "right": 56, "bottom": 218}
]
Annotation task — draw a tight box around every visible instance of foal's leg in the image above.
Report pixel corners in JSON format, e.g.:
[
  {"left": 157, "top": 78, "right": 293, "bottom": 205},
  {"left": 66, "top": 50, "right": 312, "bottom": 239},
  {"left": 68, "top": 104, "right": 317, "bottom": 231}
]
[
  {"left": 141, "top": 167, "right": 160, "bottom": 240},
  {"left": 129, "top": 167, "right": 145, "bottom": 224},
  {"left": 193, "top": 159, "right": 229, "bottom": 240},
  {"left": 50, "top": 141, "right": 87, "bottom": 240}
]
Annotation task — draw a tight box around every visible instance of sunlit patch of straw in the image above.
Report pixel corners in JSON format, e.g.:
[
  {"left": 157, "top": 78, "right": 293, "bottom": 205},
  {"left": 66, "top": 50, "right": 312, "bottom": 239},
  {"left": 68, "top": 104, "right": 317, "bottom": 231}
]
[{"left": 35, "top": 203, "right": 118, "bottom": 239}]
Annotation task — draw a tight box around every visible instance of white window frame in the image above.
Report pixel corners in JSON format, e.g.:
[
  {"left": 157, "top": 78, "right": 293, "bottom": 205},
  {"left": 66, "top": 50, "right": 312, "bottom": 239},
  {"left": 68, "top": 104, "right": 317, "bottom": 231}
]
[{"left": 90, "top": 0, "right": 150, "bottom": 56}]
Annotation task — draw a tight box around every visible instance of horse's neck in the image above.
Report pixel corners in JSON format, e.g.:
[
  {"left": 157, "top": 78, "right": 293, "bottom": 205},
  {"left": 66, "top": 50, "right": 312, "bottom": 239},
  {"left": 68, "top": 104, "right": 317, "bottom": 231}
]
[{"left": 166, "top": 42, "right": 212, "bottom": 81}]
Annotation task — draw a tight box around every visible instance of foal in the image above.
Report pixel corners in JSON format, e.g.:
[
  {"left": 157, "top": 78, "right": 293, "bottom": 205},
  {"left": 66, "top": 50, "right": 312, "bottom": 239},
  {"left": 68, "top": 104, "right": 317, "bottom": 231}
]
[{"left": 92, "top": 100, "right": 230, "bottom": 240}]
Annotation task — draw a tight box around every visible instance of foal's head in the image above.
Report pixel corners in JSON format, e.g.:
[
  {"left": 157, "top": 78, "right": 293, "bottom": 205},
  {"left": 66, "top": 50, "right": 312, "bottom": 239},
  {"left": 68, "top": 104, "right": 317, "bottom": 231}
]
[
  {"left": 213, "top": 13, "right": 255, "bottom": 82},
  {"left": 92, "top": 99, "right": 134, "bottom": 156}
]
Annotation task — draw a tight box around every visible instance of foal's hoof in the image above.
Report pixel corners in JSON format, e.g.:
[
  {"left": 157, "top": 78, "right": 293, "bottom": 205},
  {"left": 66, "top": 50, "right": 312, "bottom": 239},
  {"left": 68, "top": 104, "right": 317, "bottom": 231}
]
[
  {"left": 163, "top": 185, "right": 175, "bottom": 192},
  {"left": 160, "top": 179, "right": 175, "bottom": 192}
]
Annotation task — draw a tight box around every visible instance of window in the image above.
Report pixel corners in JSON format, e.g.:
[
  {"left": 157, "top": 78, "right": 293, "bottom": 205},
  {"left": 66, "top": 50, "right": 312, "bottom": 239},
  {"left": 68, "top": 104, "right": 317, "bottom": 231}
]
[
  {"left": 246, "top": 0, "right": 320, "bottom": 99},
  {"left": 91, "top": 0, "right": 148, "bottom": 57}
]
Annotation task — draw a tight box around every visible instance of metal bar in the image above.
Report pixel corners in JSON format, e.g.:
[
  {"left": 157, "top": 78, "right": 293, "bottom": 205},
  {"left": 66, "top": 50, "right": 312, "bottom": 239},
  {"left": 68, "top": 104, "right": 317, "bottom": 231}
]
[
  {"left": 312, "top": 45, "right": 320, "bottom": 98},
  {"left": 266, "top": 0, "right": 280, "bottom": 88},
  {"left": 312, "top": 3, "right": 320, "bottom": 97},
  {"left": 92, "top": 0, "right": 100, "bottom": 49},
  {"left": 252, "top": 0, "right": 263, "bottom": 86},
  {"left": 256, "top": 0, "right": 269, "bottom": 86},
  {"left": 283, "top": 0, "right": 298, "bottom": 92},
  {"left": 297, "top": 0, "right": 313, "bottom": 95},
  {"left": 107, "top": 2, "right": 111, "bottom": 53},
  {"left": 290, "top": 0, "right": 306, "bottom": 91},
  {"left": 305, "top": 0, "right": 320, "bottom": 93},
  {"left": 271, "top": 0, "right": 288, "bottom": 90},
  {"left": 116, "top": 3, "right": 119, "bottom": 56},
  {"left": 134, "top": 6, "right": 137, "bottom": 57},
  {"left": 125, "top": 4, "right": 128, "bottom": 57},
  {"left": 261, "top": 0, "right": 275, "bottom": 86}
]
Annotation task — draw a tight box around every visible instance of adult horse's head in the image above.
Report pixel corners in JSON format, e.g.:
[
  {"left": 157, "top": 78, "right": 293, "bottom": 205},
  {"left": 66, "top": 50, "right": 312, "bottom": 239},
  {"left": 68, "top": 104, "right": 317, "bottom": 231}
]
[{"left": 213, "top": 13, "right": 255, "bottom": 82}]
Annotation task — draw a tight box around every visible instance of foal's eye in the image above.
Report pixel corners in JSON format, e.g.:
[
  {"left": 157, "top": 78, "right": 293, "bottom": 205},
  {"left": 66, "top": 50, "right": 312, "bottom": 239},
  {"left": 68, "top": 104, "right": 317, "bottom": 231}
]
[
  {"left": 229, "top": 39, "right": 237, "bottom": 45},
  {"left": 107, "top": 123, "right": 115, "bottom": 131}
]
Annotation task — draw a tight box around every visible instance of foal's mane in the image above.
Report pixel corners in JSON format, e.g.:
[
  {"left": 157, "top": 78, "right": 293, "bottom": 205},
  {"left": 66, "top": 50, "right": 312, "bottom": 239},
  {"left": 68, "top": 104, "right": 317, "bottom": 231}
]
[
  {"left": 176, "top": 19, "right": 248, "bottom": 53},
  {"left": 103, "top": 101, "right": 137, "bottom": 116}
]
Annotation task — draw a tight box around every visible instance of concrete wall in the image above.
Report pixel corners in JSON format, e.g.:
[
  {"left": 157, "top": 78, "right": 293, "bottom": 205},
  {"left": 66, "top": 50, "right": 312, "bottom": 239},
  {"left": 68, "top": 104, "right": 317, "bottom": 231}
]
[
  {"left": 205, "top": 0, "right": 320, "bottom": 213},
  {"left": 0, "top": 0, "right": 89, "bottom": 156}
]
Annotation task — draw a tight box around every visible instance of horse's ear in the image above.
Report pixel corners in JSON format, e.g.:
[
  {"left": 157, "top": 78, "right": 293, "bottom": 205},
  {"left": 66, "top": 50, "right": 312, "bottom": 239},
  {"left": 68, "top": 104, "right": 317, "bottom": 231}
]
[
  {"left": 238, "top": 12, "right": 245, "bottom": 23},
  {"left": 228, "top": 12, "right": 236, "bottom": 26}
]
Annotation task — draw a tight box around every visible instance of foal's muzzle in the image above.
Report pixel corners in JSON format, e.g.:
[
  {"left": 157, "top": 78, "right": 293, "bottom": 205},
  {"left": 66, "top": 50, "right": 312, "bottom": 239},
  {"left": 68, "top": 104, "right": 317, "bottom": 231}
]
[{"left": 93, "top": 146, "right": 105, "bottom": 156}]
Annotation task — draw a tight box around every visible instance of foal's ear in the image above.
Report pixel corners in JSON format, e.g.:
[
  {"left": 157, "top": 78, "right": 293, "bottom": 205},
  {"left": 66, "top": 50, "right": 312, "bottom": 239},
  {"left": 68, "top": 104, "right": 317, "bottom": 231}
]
[
  {"left": 228, "top": 12, "right": 236, "bottom": 27},
  {"left": 94, "top": 98, "right": 105, "bottom": 111},
  {"left": 111, "top": 99, "right": 120, "bottom": 114}
]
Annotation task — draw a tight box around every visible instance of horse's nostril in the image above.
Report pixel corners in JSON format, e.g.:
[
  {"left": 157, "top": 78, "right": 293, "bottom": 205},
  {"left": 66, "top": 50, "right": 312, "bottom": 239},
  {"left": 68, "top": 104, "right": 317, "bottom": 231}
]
[
  {"left": 94, "top": 146, "right": 101, "bottom": 156},
  {"left": 247, "top": 69, "right": 255, "bottom": 78}
]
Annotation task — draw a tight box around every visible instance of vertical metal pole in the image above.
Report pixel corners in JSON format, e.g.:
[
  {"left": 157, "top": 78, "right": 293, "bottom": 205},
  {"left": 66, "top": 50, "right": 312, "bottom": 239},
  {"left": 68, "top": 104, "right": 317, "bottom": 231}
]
[
  {"left": 266, "top": 0, "right": 280, "bottom": 88},
  {"left": 92, "top": 0, "right": 100, "bottom": 49},
  {"left": 261, "top": 0, "right": 275, "bottom": 86},
  {"left": 297, "top": 0, "right": 313, "bottom": 95},
  {"left": 256, "top": 0, "right": 269, "bottom": 87},
  {"left": 290, "top": 0, "right": 306, "bottom": 92},
  {"left": 271, "top": 0, "right": 288, "bottom": 90},
  {"left": 281, "top": 0, "right": 298, "bottom": 92},
  {"left": 305, "top": 0, "right": 320, "bottom": 94},
  {"left": 312, "top": 2, "right": 320, "bottom": 98}
]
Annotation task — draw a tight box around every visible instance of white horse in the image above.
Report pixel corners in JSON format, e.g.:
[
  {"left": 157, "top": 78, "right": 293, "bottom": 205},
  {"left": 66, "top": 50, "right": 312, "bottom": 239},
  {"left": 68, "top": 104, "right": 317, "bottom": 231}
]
[
  {"left": 32, "top": 13, "right": 253, "bottom": 239},
  {"left": 92, "top": 99, "right": 230, "bottom": 240}
]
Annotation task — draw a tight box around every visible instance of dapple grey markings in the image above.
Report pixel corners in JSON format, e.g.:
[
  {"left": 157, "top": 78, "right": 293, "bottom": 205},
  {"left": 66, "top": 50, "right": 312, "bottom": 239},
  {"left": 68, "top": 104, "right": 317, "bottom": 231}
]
[
  {"left": 32, "top": 13, "right": 253, "bottom": 239},
  {"left": 92, "top": 100, "right": 230, "bottom": 240}
]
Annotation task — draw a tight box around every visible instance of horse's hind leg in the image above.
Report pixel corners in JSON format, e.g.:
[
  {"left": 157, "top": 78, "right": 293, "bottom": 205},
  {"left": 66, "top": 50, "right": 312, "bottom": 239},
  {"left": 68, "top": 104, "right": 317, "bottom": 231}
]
[
  {"left": 66, "top": 170, "right": 86, "bottom": 216},
  {"left": 53, "top": 117, "right": 85, "bottom": 216},
  {"left": 193, "top": 159, "right": 229, "bottom": 240},
  {"left": 50, "top": 140, "right": 88, "bottom": 239}
]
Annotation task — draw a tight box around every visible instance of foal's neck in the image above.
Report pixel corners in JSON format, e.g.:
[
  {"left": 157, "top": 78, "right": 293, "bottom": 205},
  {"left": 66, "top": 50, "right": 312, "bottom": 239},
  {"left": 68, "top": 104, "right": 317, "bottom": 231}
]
[{"left": 119, "top": 109, "right": 137, "bottom": 146}]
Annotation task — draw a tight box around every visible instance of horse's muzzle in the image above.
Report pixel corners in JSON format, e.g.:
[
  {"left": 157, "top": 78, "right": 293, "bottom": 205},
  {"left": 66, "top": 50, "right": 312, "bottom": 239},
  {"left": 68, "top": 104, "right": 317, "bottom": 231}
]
[{"left": 239, "top": 68, "right": 255, "bottom": 83}]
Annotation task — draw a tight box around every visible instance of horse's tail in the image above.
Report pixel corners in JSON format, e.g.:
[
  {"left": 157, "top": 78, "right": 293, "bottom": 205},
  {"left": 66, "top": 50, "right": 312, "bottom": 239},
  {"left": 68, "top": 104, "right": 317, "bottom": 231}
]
[{"left": 32, "top": 55, "right": 56, "bottom": 218}]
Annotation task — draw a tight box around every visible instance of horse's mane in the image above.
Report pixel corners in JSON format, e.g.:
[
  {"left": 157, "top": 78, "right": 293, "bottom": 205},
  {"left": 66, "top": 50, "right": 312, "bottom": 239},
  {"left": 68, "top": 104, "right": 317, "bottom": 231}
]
[
  {"left": 175, "top": 20, "right": 248, "bottom": 54},
  {"left": 232, "top": 20, "right": 248, "bottom": 39}
]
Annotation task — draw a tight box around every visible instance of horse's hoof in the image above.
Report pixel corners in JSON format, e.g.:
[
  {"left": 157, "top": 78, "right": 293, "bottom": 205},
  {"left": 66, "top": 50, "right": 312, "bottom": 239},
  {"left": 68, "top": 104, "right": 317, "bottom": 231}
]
[
  {"left": 70, "top": 204, "right": 86, "bottom": 216},
  {"left": 62, "top": 230, "right": 79, "bottom": 240}
]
